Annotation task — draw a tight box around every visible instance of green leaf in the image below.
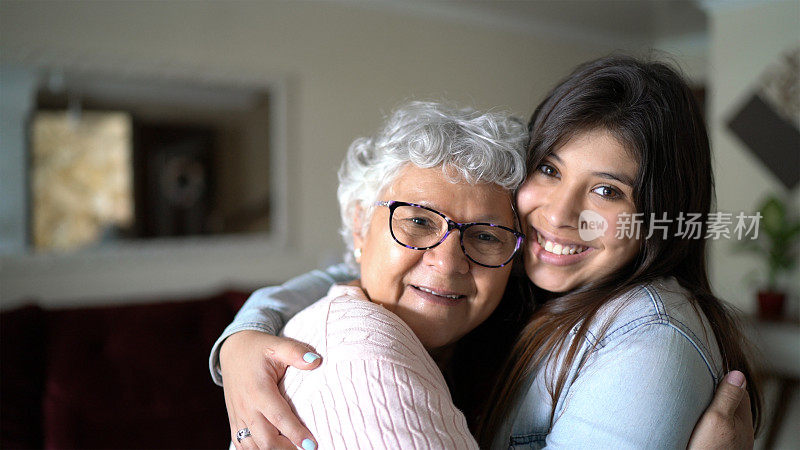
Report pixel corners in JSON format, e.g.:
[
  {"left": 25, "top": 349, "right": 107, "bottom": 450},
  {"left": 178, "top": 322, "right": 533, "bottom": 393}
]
[
  {"left": 785, "top": 221, "right": 800, "bottom": 241},
  {"left": 748, "top": 194, "right": 799, "bottom": 287},
  {"left": 760, "top": 196, "right": 785, "bottom": 238}
]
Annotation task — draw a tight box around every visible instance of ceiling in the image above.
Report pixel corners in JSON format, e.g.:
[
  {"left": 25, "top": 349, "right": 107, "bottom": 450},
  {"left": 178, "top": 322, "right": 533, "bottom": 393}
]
[
  {"left": 351, "top": 0, "right": 708, "bottom": 47},
  {"left": 466, "top": 0, "right": 706, "bottom": 39}
]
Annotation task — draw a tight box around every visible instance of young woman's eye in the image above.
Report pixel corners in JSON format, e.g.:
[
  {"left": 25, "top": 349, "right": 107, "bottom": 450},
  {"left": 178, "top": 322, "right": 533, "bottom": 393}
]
[
  {"left": 537, "top": 164, "right": 558, "bottom": 178},
  {"left": 592, "top": 185, "right": 622, "bottom": 199}
]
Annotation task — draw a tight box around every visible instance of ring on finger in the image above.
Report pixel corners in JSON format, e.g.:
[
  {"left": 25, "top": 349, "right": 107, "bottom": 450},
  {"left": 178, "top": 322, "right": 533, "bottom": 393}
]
[{"left": 236, "top": 427, "right": 251, "bottom": 443}]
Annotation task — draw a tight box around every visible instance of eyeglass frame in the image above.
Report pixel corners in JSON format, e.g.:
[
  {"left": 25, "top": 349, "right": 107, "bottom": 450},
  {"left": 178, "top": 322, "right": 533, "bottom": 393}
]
[{"left": 374, "top": 200, "right": 525, "bottom": 268}]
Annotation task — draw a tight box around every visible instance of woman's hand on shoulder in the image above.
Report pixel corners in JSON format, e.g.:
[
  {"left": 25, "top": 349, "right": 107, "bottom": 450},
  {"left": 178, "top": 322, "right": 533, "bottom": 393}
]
[
  {"left": 220, "top": 330, "right": 321, "bottom": 450},
  {"left": 687, "top": 371, "right": 754, "bottom": 450}
]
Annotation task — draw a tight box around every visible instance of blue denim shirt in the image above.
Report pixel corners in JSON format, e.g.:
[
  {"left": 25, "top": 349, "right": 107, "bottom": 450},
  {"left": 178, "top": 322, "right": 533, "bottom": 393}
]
[
  {"left": 210, "top": 268, "right": 721, "bottom": 448},
  {"left": 495, "top": 277, "right": 722, "bottom": 449}
]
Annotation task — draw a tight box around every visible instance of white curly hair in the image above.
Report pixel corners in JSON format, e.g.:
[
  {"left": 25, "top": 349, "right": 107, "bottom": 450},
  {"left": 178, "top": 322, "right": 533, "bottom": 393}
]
[{"left": 338, "top": 101, "right": 528, "bottom": 268}]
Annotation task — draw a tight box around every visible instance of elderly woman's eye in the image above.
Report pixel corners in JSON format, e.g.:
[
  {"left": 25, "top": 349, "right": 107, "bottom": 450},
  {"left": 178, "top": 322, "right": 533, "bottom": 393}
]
[
  {"left": 407, "top": 217, "right": 434, "bottom": 228},
  {"left": 476, "top": 232, "right": 501, "bottom": 242},
  {"left": 466, "top": 228, "right": 506, "bottom": 248}
]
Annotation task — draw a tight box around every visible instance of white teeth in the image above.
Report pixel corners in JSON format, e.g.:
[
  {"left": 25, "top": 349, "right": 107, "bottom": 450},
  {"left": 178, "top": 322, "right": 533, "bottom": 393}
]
[
  {"left": 416, "top": 286, "right": 461, "bottom": 299},
  {"left": 537, "top": 232, "right": 586, "bottom": 256}
]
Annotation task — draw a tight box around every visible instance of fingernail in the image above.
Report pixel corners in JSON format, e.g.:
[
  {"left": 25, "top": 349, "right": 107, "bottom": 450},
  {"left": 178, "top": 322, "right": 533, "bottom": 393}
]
[
  {"left": 725, "top": 370, "right": 746, "bottom": 388},
  {"left": 303, "top": 352, "right": 320, "bottom": 363},
  {"left": 302, "top": 438, "right": 317, "bottom": 450}
]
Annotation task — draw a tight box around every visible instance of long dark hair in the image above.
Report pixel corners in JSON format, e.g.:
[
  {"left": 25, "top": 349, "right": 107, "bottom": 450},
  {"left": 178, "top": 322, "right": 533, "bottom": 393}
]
[{"left": 477, "top": 55, "right": 762, "bottom": 445}]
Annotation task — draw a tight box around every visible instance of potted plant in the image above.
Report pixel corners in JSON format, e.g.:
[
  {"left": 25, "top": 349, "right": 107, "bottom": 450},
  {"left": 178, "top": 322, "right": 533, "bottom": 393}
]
[{"left": 740, "top": 195, "right": 800, "bottom": 319}]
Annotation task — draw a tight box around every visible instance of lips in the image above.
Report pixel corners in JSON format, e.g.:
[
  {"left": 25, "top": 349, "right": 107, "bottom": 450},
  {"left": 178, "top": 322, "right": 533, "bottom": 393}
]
[
  {"left": 530, "top": 228, "right": 594, "bottom": 266},
  {"left": 409, "top": 285, "right": 467, "bottom": 306},
  {"left": 536, "top": 232, "right": 589, "bottom": 256},
  {"left": 411, "top": 285, "right": 464, "bottom": 300}
]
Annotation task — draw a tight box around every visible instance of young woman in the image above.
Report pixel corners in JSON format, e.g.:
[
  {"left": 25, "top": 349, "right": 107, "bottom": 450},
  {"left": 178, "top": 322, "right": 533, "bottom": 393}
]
[
  {"left": 211, "top": 56, "right": 760, "bottom": 449},
  {"left": 476, "top": 56, "right": 761, "bottom": 448}
]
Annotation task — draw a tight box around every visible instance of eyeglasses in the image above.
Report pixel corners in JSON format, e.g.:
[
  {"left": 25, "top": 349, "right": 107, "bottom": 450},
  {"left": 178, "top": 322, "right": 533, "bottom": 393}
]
[{"left": 375, "top": 200, "right": 524, "bottom": 268}]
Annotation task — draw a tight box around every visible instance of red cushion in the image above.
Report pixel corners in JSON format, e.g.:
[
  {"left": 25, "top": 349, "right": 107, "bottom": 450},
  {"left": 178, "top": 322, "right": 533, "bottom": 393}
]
[
  {"left": 1, "top": 304, "right": 47, "bottom": 448},
  {"left": 39, "top": 291, "right": 247, "bottom": 449}
]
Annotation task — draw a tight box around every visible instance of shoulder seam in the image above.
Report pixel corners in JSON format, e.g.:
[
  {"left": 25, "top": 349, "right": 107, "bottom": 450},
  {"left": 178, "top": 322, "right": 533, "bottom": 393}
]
[
  {"left": 645, "top": 282, "right": 716, "bottom": 369},
  {"left": 578, "top": 283, "right": 719, "bottom": 384},
  {"left": 644, "top": 282, "right": 665, "bottom": 320},
  {"left": 588, "top": 319, "right": 719, "bottom": 384}
]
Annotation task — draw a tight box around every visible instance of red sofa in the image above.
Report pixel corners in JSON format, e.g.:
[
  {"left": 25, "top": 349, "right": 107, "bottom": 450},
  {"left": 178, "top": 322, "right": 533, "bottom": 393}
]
[{"left": 1, "top": 290, "right": 249, "bottom": 449}]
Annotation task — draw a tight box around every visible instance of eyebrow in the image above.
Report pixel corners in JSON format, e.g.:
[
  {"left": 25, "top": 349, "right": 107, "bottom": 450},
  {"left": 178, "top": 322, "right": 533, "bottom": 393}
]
[
  {"left": 594, "top": 171, "right": 635, "bottom": 187},
  {"left": 411, "top": 200, "right": 512, "bottom": 225},
  {"left": 547, "top": 154, "right": 635, "bottom": 187}
]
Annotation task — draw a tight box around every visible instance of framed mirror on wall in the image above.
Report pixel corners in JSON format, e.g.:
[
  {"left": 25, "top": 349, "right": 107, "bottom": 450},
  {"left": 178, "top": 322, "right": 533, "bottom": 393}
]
[
  {"left": 28, "top": 70, "right": 277, "bottom": 252},
  {"left": 0, "top": 58, "right": 292, "bottom": 307}
]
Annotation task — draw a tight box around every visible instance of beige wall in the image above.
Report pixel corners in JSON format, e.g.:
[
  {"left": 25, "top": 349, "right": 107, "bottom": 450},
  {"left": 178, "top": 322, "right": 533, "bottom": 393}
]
[
  {"left": 1, "top": 1, "right": 611, "bottom": 306},
  {"left": 706, "top": 0, "right": 800, "bottom": 315},
  {"left": 4, "top": 2, "right": 786, "bottom": 311}
]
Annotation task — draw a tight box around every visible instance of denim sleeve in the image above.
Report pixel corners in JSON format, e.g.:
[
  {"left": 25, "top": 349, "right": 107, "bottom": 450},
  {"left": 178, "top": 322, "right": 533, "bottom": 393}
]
[
  {"left": 544, "top": 324, "right": 716, "bottom": 449},
  {"left": 208, "top": 263, "right": 357, "bottom": 385}
]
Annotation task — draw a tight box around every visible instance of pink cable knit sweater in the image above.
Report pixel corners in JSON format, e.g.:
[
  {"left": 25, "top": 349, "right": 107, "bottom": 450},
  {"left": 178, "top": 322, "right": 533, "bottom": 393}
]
[{"left": 280, "top": 285, "right": 479, "bottom": 449}]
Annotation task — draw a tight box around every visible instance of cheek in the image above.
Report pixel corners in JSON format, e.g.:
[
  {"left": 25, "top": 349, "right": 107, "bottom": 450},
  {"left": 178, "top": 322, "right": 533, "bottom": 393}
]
[
  {"left": 473, "top": 267, "right": 512, "bottom": 311},
  {"left": 618, "top": 235, "right": 641, "bottom": 260},
  {"left": 601, "top": 211, "right": 622, "bottom": 240},
  {"left": 516, "top": 178, "right": 540, "bottom": 216},
  {"left": 601, "top": 211, "right": 641, "bottom": 258},
  {"left": 361, "top": 232, "right": 421, "bottom": 290},
  {"left": 360, "top": 225, "right": 393, "bottom": 289}
]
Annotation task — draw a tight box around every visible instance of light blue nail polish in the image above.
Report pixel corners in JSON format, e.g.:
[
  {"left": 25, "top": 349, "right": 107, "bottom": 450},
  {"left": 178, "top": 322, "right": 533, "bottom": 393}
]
[
  {"left": 301, "top": 438, "right": 316, "bottom": 450},
  {"left": 303, "top": 352, "right": 320, "bottom": 363}
]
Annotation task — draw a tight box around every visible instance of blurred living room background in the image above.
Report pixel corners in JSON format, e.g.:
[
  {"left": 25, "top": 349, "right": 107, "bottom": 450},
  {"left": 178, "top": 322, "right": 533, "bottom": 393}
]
[{"left": 1, "top": 0, "right": 797, "bottom": 448}]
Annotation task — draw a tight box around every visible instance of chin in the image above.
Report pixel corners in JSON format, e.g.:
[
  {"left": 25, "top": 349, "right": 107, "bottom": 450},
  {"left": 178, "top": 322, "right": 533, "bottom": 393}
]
[
  {"left": 527, "top": 269, "right": 576, "bottom": 293},
  {"left": 419, "top": 336, "right": 448, "bottom": 351},
  {"left": 535, "top": 281, "right": 570, "bottom": 293},
  {"left": 416, "top": 331, "right": 458, "bottom": 351}
]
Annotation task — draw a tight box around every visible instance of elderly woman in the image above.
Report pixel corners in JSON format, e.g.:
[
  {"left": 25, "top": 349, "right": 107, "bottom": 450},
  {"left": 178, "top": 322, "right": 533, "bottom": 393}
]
[{"left": 237, "top": 101, "right": 527, "bottom": 448}]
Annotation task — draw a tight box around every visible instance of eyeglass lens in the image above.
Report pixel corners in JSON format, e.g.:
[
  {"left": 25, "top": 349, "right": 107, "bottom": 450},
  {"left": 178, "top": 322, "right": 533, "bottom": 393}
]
[{"left": 390, "top": 205, "right": 518, "bottom": 266}]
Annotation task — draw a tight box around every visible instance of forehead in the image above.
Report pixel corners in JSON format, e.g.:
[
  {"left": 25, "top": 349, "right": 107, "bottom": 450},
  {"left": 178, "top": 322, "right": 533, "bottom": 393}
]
[
  {"left": 553, "top": 129, "right": 638, "bottom": 175},
  {"left": 383, "top": 165, "right": 515, "bottom": 224}
]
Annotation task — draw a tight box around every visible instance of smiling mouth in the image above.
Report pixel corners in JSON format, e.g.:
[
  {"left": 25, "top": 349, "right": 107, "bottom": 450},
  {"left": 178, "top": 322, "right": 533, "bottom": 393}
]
[
  {"left": 536, "top": 232, "right": 590, "bottom": 256},
  {"left": 411, "top": 285, "right": 464, "bottom": 300}
]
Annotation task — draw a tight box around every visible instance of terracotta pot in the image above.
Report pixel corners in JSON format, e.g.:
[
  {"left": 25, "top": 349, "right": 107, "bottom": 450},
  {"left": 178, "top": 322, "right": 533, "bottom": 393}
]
[{"left": 757, "top": 290, "right": 786, "bottom": 320}]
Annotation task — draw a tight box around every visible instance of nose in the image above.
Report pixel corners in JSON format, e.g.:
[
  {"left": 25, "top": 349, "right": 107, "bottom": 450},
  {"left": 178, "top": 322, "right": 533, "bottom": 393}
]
[
  {"left": 422, "top": 230, "right": 470, "bottom": 274},
  {"left": 542, "top": 183, "right": 582, "bottom": 229}
]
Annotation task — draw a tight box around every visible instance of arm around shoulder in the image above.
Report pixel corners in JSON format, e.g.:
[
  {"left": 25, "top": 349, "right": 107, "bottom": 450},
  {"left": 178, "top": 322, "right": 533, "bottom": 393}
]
[{"left": 208, "top": 263, "right": 355, "bottom": 384}]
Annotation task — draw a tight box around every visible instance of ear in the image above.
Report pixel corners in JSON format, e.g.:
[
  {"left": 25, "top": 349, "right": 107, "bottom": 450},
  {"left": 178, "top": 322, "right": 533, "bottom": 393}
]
[{"left": 351, "top": 204, "right": 365, "bottom": 262}]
